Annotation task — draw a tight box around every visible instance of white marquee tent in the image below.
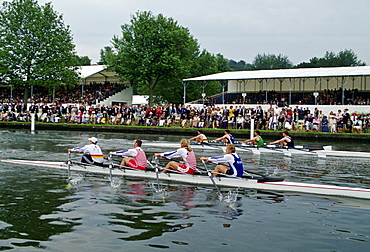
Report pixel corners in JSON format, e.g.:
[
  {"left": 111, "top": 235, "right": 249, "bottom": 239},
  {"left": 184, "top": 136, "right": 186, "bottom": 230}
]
[
  {"left": 78, "top": 65, "right": 121, "bottom": 84},
  {"left": 182, "top": 66, "right": 370, "bottom": 105},
  {"left": 183, "top": 66, "right": 370, "bottom": 82}
]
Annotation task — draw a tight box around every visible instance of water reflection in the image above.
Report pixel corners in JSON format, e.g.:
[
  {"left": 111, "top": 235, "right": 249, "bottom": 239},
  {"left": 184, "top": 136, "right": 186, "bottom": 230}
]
[
  {"left": 0, "top": 166, "right": 79, "bottom": 247},
  {"left": 104, "top": 182, "right": 199, "bottom": 241}
]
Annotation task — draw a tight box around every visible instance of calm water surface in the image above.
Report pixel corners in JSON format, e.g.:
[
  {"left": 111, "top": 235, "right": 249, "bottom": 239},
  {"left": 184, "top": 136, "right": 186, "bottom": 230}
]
[{"left": 0, "top": 130, "right": 369, "bottom": 251}]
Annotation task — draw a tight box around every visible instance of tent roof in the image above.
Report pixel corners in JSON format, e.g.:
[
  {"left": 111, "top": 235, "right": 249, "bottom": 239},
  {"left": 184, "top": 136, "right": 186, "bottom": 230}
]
[
  {"left": 78, "top": 65, "right": 118, "bottom": 79},
  {"left": 183, "top": 66, "right": 370, "bottom": 82}
]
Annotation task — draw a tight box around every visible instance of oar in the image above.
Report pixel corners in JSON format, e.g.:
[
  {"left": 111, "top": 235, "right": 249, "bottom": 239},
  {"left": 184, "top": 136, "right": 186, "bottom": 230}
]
[
  {"left": 282, "top": 148, "right": 292, "bottom": 157},
  {"left": 67, "top": 151, "right": 71, "bottom": 180},
  {"left": 109, "top": 157, "right": 123, "bottom": 163},
  {"left": 201, "top": 160, "right": 222, "bottom": 198},
  {"left": 154, "top": 156, "right": 207, "bottom": 175},
  {"left": 154, "top": 156, "right": 160, "bottom": 187},
  {"left": 243, "top": 170, "right": 266, "bottom": 178},
  {"left": 65, "top": 151, "right": 73, "bottom": 189},
  {"left": 200, "top": 141, "right": 224, "bottom": 151},
  {"left": 108, "top": 154, "right": 113, "bottom": 182},
  {"left": 236, "top": 143, "right": 261, "bottom": 155},
  {"left": 145, "top": 156, "right": 162, "bottom": 191}
]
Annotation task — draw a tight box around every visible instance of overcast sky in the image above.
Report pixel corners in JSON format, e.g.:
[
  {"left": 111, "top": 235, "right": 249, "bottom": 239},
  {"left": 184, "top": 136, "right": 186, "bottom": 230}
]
[{"left": 7, "top": 0, "right": 370, "bottom": 65}]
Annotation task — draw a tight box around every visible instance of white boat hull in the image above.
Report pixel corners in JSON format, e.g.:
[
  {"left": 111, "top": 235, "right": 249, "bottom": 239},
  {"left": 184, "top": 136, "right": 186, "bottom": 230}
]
[
  {"left": 1, "top": 159, "right": 370, "bottom": 199},
  {"left": 313, "top": 150, "right": 370, "bottom": 158}
]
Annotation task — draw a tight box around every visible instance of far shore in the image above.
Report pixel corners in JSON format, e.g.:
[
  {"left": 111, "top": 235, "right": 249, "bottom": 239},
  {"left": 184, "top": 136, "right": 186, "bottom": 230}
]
[{"left": 1, "top": 121, "right": 369, "bottom": 143}]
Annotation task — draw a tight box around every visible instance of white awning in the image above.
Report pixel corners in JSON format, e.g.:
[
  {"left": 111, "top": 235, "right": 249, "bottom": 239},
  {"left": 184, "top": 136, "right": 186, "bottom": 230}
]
[
  {"left": 183, "top": 66, "right": 370, "bottom": 82},
  {"left": 77, "top": 65, "right": 120, "bottom": 83},
  {"left": 78, "top": 65, "right": 106, "bottom": 79}
]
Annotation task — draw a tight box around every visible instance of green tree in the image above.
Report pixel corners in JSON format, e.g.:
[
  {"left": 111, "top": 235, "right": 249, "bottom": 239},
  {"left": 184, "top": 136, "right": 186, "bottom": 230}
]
[
  {"left": 337, "top": 49, "right": 365, "bottom": 66},
  {"left": 133, "top": 49, "right": 225, "bottom": 104},
  {"left": 250, "top": 53, "right": 293, "bottom": 70},
  {"left": 97, "top": 46, "right": 114, "bottom": 65},
  {"left": 75, "top": 55, "right": 91, "bottom": 66},
  {"left": 296, "top": 49, "right": 365, "bottom": 68},
  {"left": 0, "top": 0, "right": 79, "bottom": 102},
  {"left": 110, "top": 11, "right": 200, "bottom": 106},
  {"left": 184, "top": 50, "right": 223, "bottom": 103},
  {"left": 216, "top": 54, "right": 232, "bottom": 72},
  {"left": 227, "top": 59, "right": 251, "bottom": 71}
]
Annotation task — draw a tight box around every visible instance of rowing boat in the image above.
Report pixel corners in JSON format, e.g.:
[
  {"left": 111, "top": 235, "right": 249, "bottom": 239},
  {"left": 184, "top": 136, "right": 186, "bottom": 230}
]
[
  {"left": 143, "top": 142, "right": 289, "bottom": 154},
  {"left": 313, "top": 149, "right": 370, "bottom": 158},
  {"left": 143, "top": 142, "right": 226, "bottom": 151},
  {"left": 144, "top": 142, "right": 370, "bottom": 158},
  {"left": 1, "top": 158, "right": 370, "bottom": 199}
]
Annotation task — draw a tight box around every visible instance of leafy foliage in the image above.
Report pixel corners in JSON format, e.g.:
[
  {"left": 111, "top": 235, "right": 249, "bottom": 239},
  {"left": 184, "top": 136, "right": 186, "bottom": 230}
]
[
  {"left": 296, "top": 49, "right": 365, "bottom": 68},
  {"left": 74, "top": 55, "right": 91, "bottom": 66},
  {"left": 250, "top": 53, "right": 293, "bottom": 70},
  {"left": 109, "top": 11, "right": 228, "bottom": 105},
  {"left": 227, "top": 59, "right": 251, "bottom": 71},
  {"left": 0, "top": 0, "right": 79, "bottom": 101},
  {"left": 97, "top": 46, "right": 114, "bottom": 65}
]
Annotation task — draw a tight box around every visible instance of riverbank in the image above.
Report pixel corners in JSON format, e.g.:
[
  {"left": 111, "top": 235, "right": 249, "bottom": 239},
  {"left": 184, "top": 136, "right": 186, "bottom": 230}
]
[{"left": 1, "top": 121, "right": 370, "bottom": 143}]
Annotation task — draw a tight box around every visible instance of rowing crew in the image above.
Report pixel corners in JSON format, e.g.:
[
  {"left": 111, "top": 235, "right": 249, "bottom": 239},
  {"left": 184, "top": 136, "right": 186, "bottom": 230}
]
[
  {"left": 188, "top": 130, "right": 236, "bottom": 145},
  {"left": 68, "top": 137, "right": 244, "bottom": 178},
  {"left": 188, "top": 129, "right": 294, "bottom": 148}
]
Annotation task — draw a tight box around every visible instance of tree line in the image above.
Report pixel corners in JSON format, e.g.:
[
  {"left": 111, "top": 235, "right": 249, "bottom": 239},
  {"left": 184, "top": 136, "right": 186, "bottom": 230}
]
[
  {"left": 0, "top": 0, "right": 366, "bottom": 106},
  {"left": 228, "top": 49, "right": 365, "bottom": 71}
]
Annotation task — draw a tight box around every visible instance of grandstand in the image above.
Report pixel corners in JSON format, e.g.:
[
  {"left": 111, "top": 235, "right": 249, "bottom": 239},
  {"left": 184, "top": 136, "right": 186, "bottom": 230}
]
[
  {"left": 184, "top": 66, "right": 370, "bottom": 106},
  {"left": 0, "top": 65, "right": 133, "bottom": 106}
]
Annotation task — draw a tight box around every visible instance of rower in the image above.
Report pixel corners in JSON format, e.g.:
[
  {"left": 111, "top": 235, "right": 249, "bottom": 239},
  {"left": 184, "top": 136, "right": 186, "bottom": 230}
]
[
  {"left": 188, "top": 130, "right": 208, "bottom": 144},
  {"left": 269, "top": 131, "right": 294, "bottom": 148},
  {"left": 110, "top": 139, "right": 147, "bottom": 170},
  {"left": 154, "top": 139, "right": 197, "bottom": 174},
  {"left": 240, "top": 130, "right": 264, "bottom": 147},
  {"left": 211, "top": 130, "right": 235, "bottom": 144},
  {"left": 68, "top": 137, "right": 105, "bottom": 166},
  {"left": 200, "top": 144, "right": 243, "bottom": 177}
]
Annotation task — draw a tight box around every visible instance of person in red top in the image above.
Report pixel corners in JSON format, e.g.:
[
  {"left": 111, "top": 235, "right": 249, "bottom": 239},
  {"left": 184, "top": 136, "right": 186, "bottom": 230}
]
[{"left": 110, "top": 139, "right": 147, "bottom": 170}]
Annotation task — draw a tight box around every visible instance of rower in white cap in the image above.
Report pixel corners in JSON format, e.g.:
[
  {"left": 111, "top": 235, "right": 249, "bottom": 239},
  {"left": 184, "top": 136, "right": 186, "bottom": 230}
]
[{"left": 68, "top": 137, "right": 105, "bottom": 166}]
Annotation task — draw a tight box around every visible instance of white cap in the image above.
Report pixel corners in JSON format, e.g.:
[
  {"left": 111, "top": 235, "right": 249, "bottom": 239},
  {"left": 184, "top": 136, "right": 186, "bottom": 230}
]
[{"left": 88, "top": 137, "right": 98, "bottom": 143}]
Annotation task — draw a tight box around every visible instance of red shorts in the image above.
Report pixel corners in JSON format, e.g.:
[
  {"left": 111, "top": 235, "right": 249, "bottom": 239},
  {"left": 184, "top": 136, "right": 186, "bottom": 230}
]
[
  {"left": 178, "top": 164, "right": 195, "bottom": 175},
  {"left": 127, "top": 159, "right": 146, "bottom": 171}
]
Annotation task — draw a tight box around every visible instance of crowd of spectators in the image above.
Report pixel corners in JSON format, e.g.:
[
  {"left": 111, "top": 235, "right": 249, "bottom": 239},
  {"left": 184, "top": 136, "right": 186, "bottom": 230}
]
[
  {"left": 1, "top": 83, "right": 370, "bottom": 133},
  {"left": 211, "top": 88, "right": 370, "bottom": 106},
  {"left": 0, "top": 82, "right": 128, "bottom": 105},
  {"left": 0, "top": 101, "right": 369, "bottom": 134}
]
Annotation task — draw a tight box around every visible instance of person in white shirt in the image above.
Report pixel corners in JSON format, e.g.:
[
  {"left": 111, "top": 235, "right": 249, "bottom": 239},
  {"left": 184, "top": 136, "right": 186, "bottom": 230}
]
[
  {"left": 155, "top": 139, "right": 197, "bottom": 174},
  {"left": 68, "top": 137, "right": 104, "bottom": 166}
]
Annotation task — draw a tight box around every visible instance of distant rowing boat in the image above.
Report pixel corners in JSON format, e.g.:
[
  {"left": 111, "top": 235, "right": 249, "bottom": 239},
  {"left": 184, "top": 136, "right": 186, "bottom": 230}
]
[
  {"left": 143, "top": 142, "right": 370, "bottom": 158},
  {"left": 1, "top": 158, "right": 370, "bottom": 199}
]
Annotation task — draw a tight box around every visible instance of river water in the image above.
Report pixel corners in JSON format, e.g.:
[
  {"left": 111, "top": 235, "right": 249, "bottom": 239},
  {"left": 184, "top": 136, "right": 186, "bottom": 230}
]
[{"left": 0, "top": 130, "right": 369, "bottom": 251}]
